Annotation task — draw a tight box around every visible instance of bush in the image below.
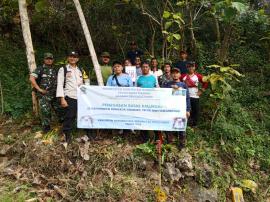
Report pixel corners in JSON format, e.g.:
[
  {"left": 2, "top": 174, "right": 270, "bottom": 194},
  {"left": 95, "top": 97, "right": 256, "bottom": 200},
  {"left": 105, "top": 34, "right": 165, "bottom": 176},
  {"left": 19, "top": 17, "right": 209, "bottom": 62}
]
[{"left": 0, "top": 40, "right": 32, "bottom": 117}]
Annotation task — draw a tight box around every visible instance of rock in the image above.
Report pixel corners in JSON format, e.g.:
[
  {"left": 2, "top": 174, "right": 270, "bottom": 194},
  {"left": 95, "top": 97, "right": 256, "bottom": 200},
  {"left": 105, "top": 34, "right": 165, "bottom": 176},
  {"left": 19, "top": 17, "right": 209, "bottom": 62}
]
[
  {"left": 0, "top": 133, "right": 4, "bottom": 141},
  {"left": 0, "top": 157, "right": 9, "bottom": 171},
  {"left": 148, "top": 171, "right": 160, "bottom": 183},
  {"left": 196, "top": 164, "right": 214, "bottom": 188},
  {"left": 164, "top": 162, "right": 183, "bottom": 182},
  {"left": 176, "top": 152, "right": 193, "bottom": 171},
  {"left": 136, "top": 159, "right": 155, "bottom": 171},
  {"left": 0, "top": 145, "right": 10, "bottom": 156},
  {"left": 192, "top": 187, "right": 218, "bottom": 202}
]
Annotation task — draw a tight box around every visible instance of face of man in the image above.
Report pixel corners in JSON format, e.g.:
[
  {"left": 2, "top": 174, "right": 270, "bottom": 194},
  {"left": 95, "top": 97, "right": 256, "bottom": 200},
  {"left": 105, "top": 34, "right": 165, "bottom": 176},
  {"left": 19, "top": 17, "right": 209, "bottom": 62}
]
[
  {"left": 164, "top": 64, "right": 171, "bottom": 73},
  {"left": 151, "top": 59, "right": 158, "bottom": 68},
  {"left": 102, "top": 56, "right": 110, "bottom": 65},
  {"left": 180, "top": 53, "right": 187, "bottom": 60},
  {"left": 188, "top": 65, "right": 196, "bottom": 74},
  {"left": 131, "top": 44, "right": 137, "bottom": 50},
  {"left": 141, "top": 64, "right": 150, "bottom": 75},
  {"left": 67, "top": 55, "right": 79, "bottom": 65},
  {"left": 172, "top": 71, "right": 180, "bottom": 81},
  {"left": 124, "top": 60, "right": 132, "bottom": 67},
  {"left": 135, "top": 57, "right": 141, "bottom": 66},
  {"left": 44, "top": 58, "right": 53, "bottom": 66},
  {"left": 113, "top": 64, "right": 123, "bottom": 75}
]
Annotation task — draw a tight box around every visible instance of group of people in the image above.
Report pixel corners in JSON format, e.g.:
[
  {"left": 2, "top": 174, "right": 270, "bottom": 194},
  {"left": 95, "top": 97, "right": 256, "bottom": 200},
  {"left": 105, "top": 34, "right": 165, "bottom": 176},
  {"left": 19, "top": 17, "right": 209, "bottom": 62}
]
[{"left": 29, "top": 41, "right": 208, "bottom": 149}]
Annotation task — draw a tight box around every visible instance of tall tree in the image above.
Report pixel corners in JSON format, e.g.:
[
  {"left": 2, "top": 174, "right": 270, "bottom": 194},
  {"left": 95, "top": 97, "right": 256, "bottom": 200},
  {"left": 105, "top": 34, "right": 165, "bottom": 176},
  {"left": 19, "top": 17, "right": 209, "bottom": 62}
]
[
  {"left": 18, "top": 0, "right": 38, "bottom": 114},
  {"left": 73, "top": 0, "right": 104, "bottom": 86}
]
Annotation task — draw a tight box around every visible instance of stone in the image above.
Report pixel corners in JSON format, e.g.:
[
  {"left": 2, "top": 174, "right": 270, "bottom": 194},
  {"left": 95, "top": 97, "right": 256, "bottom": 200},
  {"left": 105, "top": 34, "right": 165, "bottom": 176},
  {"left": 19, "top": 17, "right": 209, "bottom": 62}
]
[
  {"left": 164, "top": 162, "right": 183, "bottom": 182},
  {"left": 0, "top": 145, "right": 10, "bottom": 156},
  {"left": 176, "top": 152, "right": 193, "bottom": 171},
  {"left": 0, "top": 133, "right": 4, "bottom": 141},
  {"left": 192, "top": 187, "right": 218, "bottom": 202}
]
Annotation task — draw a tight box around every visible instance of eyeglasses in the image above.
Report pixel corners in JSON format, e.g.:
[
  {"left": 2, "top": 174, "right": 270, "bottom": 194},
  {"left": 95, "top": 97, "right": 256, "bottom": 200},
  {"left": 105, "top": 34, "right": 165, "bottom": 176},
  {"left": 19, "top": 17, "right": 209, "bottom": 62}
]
[{"left": 45, "top": 58, "right": 53, "bottom": 60}]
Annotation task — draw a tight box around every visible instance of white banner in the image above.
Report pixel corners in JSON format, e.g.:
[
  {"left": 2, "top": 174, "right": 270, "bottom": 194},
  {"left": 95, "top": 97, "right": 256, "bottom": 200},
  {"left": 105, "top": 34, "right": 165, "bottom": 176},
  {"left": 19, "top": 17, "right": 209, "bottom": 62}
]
[
  {"left": 125, "top": 66, "right": 137, "bottom": 82},
  {"left": 77, "top": 86, "right": 187, "bottom": 131}
]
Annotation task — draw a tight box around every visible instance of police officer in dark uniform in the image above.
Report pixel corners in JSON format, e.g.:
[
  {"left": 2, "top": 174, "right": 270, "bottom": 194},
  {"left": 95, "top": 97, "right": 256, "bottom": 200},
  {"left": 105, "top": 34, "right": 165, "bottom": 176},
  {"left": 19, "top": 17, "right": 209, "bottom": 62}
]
[{"left": 30, "top": 53, "right": 63, "bottom": 132}]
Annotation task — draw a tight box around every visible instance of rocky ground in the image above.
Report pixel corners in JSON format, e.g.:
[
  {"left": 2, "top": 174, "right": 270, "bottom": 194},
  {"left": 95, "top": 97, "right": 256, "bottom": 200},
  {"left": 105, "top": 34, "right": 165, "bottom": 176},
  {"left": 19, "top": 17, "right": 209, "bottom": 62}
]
[{"left": 0, "top": 116, "right": 268, "bottom": 202}]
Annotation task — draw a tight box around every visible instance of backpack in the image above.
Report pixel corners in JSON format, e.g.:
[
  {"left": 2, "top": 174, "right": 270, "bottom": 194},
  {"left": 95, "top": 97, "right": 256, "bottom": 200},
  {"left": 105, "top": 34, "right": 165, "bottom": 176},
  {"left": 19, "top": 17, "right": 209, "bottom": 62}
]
[{"left": 62, "top": 65, "right": 84, "bottom": 88}]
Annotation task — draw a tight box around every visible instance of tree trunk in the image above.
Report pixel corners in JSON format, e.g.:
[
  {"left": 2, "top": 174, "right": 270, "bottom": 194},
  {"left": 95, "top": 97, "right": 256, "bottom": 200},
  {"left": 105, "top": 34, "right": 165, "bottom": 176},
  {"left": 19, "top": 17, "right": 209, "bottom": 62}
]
[
  {"left": 214, "top": 16, "right": 221, "bottom": 63},
  {"left": 189, "top": 7, "right": 197, "bottom": 59},
  {"left": 219, "top": 24, "right": 233, "bottom": 64},
  {"left": 73, "top": 0, "right": 103, "bottom": 86},
  {"left": 18, "top": 0, "right": 38, "bottom": 115}
]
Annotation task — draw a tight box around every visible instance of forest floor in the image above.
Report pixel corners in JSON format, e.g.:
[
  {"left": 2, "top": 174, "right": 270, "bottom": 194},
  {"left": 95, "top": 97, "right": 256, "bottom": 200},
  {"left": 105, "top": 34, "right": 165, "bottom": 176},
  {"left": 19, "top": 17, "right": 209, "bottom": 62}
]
[{"left": 0, "top": 116, "right": 269, "bottom": 202}]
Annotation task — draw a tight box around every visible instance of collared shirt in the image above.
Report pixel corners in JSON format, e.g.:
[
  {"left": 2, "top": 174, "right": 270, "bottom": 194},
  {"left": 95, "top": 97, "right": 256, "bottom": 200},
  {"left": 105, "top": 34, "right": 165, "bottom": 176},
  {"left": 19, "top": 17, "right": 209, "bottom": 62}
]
[
  {"left": 56, "top": 64, "right": 83, "bottom": 99},
  {"left": 31, "top": 64, "right": 57, "bottom": 97}
]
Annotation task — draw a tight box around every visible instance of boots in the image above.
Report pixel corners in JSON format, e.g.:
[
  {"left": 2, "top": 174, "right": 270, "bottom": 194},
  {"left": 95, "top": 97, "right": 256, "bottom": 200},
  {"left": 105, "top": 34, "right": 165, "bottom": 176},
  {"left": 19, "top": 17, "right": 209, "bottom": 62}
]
[{"left": 178, "top": 132, "right": 186, "bottom": 150}]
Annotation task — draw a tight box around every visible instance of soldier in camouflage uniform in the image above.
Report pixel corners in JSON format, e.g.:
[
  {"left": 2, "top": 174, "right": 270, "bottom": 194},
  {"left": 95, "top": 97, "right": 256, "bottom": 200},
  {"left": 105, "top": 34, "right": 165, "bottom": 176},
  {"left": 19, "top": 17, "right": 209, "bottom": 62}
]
[{"left": 29, "top": 53, "right": 63, "bottom": 133}]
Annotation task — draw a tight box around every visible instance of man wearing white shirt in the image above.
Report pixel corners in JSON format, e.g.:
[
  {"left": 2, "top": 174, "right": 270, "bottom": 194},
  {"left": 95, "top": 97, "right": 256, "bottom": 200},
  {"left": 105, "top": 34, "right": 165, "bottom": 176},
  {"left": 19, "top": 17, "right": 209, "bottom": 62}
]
[{"left": 56, "top": 51, "right": 84, "bottom": 143}]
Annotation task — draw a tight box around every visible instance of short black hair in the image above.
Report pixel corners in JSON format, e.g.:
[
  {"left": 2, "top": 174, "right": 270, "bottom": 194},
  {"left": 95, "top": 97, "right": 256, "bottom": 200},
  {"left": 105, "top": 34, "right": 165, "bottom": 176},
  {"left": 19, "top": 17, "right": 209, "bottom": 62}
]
[
  {"left": 141, "top": 61, "right": 150, "bottom": 66},
  {"left": 151, "top": 57, "right": 157, "bottom": 61},
  {"left": 112, "top": 61, "right": 122, "bottom": 66}
]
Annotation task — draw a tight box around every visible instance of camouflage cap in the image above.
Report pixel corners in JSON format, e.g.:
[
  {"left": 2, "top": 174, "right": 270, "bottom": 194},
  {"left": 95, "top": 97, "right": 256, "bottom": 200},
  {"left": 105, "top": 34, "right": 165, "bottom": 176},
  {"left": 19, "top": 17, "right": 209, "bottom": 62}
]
[
  {"left": 101, "top": 52, "right": 110, "bottom": 57},
  {"left": 44, "top": 52, "right": 54, "bottom": 59}
]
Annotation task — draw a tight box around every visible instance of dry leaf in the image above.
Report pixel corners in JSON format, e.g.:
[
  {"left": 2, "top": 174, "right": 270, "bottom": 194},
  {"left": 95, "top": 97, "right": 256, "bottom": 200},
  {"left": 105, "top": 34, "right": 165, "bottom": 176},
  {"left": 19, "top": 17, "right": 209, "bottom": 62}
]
[
  {"left": 53, "top": 185, "right": 68, "bottom": 198},
  {"left": 34, "top": 131, "right": 43, "bottom": 139},
  {"left": 79, "top": 142, "right": 90, "bottom": 161}
]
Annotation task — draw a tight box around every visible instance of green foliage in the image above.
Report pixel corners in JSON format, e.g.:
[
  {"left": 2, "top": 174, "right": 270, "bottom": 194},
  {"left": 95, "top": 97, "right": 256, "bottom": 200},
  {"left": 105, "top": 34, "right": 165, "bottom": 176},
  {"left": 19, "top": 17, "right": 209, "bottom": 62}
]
[
  {"left": 203, "top": 64, "right": 243, "bottom": 100},
  {"left": 0, "top": 40, "right": 32, "bottom": 117},
  {"left": 213, "top": 0, "right": 248, "bottom": 23}
]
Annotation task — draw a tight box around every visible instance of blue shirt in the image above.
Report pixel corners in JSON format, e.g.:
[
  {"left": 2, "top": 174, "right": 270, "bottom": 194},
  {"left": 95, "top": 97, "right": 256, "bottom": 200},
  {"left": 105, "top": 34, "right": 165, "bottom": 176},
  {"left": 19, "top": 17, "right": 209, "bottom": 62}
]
[
  {"left": 106, "top": 73, "right": 133, "bottom": 87},
  {"left": 136, "top": 74, "right": 158, "bottom": 88},
  {"left": 127, "top": 49, "right": 144, "bottom": 65},
  {"left": 164, "top": 81, "right": 191, "bottom": 112},
  {"left": 174, "top": 60, "right": 189, "bottom": 74}
]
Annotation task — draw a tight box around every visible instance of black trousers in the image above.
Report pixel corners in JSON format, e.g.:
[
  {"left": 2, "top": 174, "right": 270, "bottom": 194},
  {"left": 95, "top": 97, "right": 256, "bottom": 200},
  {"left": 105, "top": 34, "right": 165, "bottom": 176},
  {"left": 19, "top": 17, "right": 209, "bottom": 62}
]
[
  {"left": 190, "top": 98, "right": 200, "bottom": 126},
  {"left": 63, "top": 96, "right": 77, "bottom": 135}
]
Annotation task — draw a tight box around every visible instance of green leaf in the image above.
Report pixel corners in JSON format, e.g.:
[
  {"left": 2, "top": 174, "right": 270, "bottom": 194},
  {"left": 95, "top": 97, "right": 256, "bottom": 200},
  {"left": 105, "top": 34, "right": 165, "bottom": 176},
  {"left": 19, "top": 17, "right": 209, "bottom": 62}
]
[
  {"left": 231, "top": 2, "right": 248, "bottom": 14},
  {"left": 172, "top": 12, "right": 182, "bottom": 20},
  {"left": 165, "top": 21, "right": 173, "bottom": 29},
  {"left": 163, "top": 11, "right": 171, "bottom": 19},
  {"left": 35, "top": 0, "right": 48, "bottom": 12},
  {"left": 162, "top": 30, "right": 169, "bottom": 35},
  {"left": 173, "top": 33, "right": 181, "bottom": 40},
  {"left": 166, "top": 35, "right": 174, "bottom": 43},
  {"left": 176, "top": 1, "right": 185, "bottom": 7}
]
